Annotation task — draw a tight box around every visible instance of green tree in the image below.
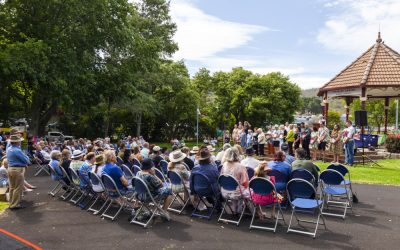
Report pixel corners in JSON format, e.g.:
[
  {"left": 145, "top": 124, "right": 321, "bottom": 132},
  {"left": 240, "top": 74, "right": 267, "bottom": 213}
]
[{"left": 327, "top": 110, "right": 341, "bottom": 130}]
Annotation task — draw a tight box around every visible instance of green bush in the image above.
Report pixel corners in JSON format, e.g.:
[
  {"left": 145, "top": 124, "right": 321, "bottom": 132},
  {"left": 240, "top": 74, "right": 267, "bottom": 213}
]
[{"left": 385, "top": 135, "right": 400, "bottom": 153}]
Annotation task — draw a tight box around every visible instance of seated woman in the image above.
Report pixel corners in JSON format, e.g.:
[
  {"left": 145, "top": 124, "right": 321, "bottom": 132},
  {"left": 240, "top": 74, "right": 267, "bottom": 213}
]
[
  {"left": 102, "top": 150, "right": 132, "bottom": 196},
  {"left": 220, "top": 147, "right": 250, "bottom": 213},
  {"left": 137, "top": 159, "right": 172, "bottom": 211},
  {"left": 0, "top": 157, "right": 9, "bottom": 188},
  {"left": 267, "top": 151, "right": 292, "bottom": 178},
  {"left": 168, "top": 150, "right": 190, "bottom": 194},
  {"left": 49, "top": 150, "right": 64, "bottom": 181},
  {"left": 91, "top": 154, "right": 106, "bottom": 193},
  {"left": 78, "top": 152, "right": 96, "bottom": 189}
]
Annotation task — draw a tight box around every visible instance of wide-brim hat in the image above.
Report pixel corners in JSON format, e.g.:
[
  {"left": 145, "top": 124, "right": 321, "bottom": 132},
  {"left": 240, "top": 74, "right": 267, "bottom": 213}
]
[
  {"left": 95, "top": 154, "right": 105, "bottom": 165},
  {"left": 206, "top": 145, "right": 215, "bottom": 152},
  {"left": 71, "top": 149, "right": 84, "bottom": 159},
  {"left": 190, "top": 146, "right": 199, "bottom": 154},
  {"left": 169, "top": 150, "right": 187, "bottom": 163},
  {"left": 198, "top": 149, "right": 211, "bottom": 161},
  {"left": 8, "top": 134, "right": 24, "bottom": 142},
  {"left": 153, "top": 146, "right": 161, "bottom": 152}
]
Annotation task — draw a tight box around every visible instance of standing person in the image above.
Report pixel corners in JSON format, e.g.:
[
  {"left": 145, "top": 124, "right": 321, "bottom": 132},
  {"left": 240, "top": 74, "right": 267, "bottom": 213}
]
[
  {"left": 286, "top": 124, "right": 295, "bottom": 156},
  {"left": 141, "top": 142, "right": 150, "bottom": 159},
  {"left": 293, "top": 126, "right": 301, "bottom": 151},
  {"left": 6, "top": 134, "right": 30, "bottom": 210},
  {"left": 257, "top": 128, "right": 266, "bottom": 156},
  {"left": 330, "top": 124, "right": 343, "bottom": 163},
  {"left": 224, "top": 130, "right": 230, "bottom": 144},
  {"left": 232, "top": 124, "right": 239, "bottom": 144},
  {"left": 317, "top": 121, "right": 330, "bottom": 162},
  {"left": 343, "top": 120, "right": 356, "bottom": 166},
  {"left": 310, "top": 127, "right": 319, "bottom": 161},
  {"left": 252, "top": 128, "right": 259, "bottom": 156},
  {"left": 301, "top": 123, "right": 311, "bottom": 160}
]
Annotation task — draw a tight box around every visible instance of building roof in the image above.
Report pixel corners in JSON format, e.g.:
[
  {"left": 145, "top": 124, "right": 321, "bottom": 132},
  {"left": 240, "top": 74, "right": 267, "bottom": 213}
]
[{"left": 318, "top": 32, "right": 400, "bottom": 96}]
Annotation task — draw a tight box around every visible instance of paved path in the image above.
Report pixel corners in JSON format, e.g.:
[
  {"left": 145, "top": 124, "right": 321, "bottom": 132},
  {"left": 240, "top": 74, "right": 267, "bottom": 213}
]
[{"left": 0, "top": 167, "right": 399, "bottom": 250}]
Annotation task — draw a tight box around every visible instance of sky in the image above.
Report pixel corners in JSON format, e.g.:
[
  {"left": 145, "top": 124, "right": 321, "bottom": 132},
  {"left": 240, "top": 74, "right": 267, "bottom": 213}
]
[{"left": 168, "top": 0, "right": 400, "bottom": 89}]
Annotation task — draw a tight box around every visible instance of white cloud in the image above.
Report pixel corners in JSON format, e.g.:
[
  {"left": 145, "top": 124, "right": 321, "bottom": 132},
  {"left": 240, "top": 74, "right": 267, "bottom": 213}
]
[
  {"left": 170, "top": 0, "right": 268, "bottom": 61},
  {"left": 318, "top": 0, "right": 400, "bottom": 53},
  {"left": 290, "top": 75, "right": 331, "bottom": 89}
]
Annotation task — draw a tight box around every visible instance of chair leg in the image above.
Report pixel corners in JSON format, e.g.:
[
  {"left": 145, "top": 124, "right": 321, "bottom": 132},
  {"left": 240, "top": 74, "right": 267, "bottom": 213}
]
[
  {"left": 94, "top": 198, "right": 110, "bottom": 215},
  {"left": 48, "top": 183, "right": 62, "bottom": 196}
]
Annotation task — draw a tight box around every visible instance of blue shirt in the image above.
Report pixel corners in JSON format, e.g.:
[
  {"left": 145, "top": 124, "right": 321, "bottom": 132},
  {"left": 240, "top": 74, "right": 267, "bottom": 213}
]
[
  {"left": 50, "top": 159, "right": 63, "bottom": 181},
  {"left": 190, "top": 163, "right": 220, "bottom": 194},
  {"left": 102, "top": 162, "right": 124, "bottom": 190},
  {"left": 285, "top": 155, "right": 295, "bottom": 166},
  {"left": 268, "top": 161, "right": 292, "bottom": 177},
  {"left": 6, "top": 145, "right": 30, "bottom": 167},
  {"left": 79, "top": 161, "right": 93, "bottom": 188}
]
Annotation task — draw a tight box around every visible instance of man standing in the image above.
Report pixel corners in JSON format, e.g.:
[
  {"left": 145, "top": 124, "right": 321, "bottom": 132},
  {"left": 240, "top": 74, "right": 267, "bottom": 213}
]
[
  {"left": 301, "top": 123, "right": 312, "bottom": 160},
  {"left": 6, "top": 134, "right": 30, "bottom": 210},
  {"left": 343, "top": 120, "right": 355, "bottom": 166}
]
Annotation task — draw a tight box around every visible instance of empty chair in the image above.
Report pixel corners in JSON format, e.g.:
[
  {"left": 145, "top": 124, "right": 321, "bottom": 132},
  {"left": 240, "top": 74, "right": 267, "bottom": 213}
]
[
  {"left": 218, "top": 174, "right": 249, "bottom": 226},
  {"left": 130, "top": 177, "right": 170, "bottom": 228},
  {"left": 160, "top": 160, "right": 169, "bottom": 175},
  {"left": 101, "top": 174, "right": 130, "bottom": 221},
  {"left": 246, "top": 167, "right": 255, "bottom": 180},
  {"left": 32, "top": 155, "right": 50, "bottom": 176},
  {"left": 249, "top": 177, "right": 286, "bottom": 232},
  {"left": 190, "top": 173, "right": 220, "bottom": 220},
  {"left": 167, "top": 170, "right": 191, "bottom": 214},
  {"left": 286, "top": 178, "right": 326, "bottom": 238},
  {"left": 319, "top": 169, "right": 352, "bottom": 219},
  {"left": 48, "top": 164, "right": 64, "bottom": 197},
  {"left": 327, "top": 164, "right": 355, "bottom": 202}
]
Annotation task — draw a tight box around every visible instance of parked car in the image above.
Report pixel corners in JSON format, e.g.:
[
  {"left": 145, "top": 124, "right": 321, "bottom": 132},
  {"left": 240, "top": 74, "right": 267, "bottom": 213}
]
[{"left": 46, "top": 131, "right": 73, "bottom": 142}]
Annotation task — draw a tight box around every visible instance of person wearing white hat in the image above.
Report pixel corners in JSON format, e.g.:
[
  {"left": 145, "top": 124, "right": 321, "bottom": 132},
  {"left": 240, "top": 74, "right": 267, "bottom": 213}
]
[
  {"left": 151, "top": 145, "right": 163, "bottom": 169},
  {"left": 216, "top": 143, "right": 231, "bottom": 162},
  {"left": 168, "top": 150, "right": 190, "bottom": 194},
  {"left": 189, "top": 146, "right": 199, "bottom": 162},
  {"left": 69, "top": 149, "right": 85, "bottom": 173},
  {"left": 6, "top": 134, "right": 30, "bottom": 209}
]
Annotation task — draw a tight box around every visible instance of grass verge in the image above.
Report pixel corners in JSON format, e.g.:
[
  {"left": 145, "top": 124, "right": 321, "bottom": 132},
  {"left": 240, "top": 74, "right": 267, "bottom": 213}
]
[{"left": 0, "top": 201, "right": 8, "bottom": 214}]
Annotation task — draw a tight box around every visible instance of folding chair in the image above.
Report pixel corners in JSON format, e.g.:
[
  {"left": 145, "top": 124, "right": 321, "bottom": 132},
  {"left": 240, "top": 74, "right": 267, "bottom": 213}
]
[
  {"left": 320, "top": 169, "right": 352, "bottom": 219},
  {"left": 246, "top": 167, "right": 255, "bottom": 180},
  {"left": 190, "top": 173, "right": 219, "bottom": 220},
  {"left": 32, "top": 155, "right": 50, "bottom": 176},
  {"left": 132, "top": 165, "right": 141, "bottom": 176},
  {"left": 133, "top": 158, "right": 141, "bottom": 168},
  {"left": 87, "top": 172, "right": 109, "bottom": 215},
  {"left": 167, "top": 170, "right": 191, "bottom": 214},
  {"left": 77, "top": 170, "right": 95, "bottom": 209},
  {"left": 116, "top": 156, "right": 124, "bottom": 166},
  {"left": 59, "top": 167, "right": 76, "bottom": 200},
  {"left": 155, "top": 168, "right": 167, "bottom": 183},
  {"left": 249, "top": 177, "right": 286, "bottom": 232},
  {"left": 327, "top": 164, "right": 355, "bottom": 202},
  {"left": 290, "top": 169, "right": 316, "bottom": 187},
  {"left": 121, "top": 164, "right": 134, "bottom": 184},
  {"left": 286, "top": 178, "right": 326, "bottom": 238},
  {"left": 218, "top": 175, "right": 249, "bottom": 226},
  {"left": 101, "top": 174, "right": 129, "bottom": 221},
  {"left": 68, "top": 168, "right": 85, "bottom": 204},
  {"left": 182, "top": 162, "right": 190, "bottom": 171},
  {"left": 160, "top": 160, "right": 169, "bottom": 175},
  {"left": 130, "top": 177, "right": 170, "bottom": 228},
  {"left": 268, "top": 169, "right": 288, "bottom": 208},
  {"left": 48, "top": 164, "right": 63, "bottom": 197}
]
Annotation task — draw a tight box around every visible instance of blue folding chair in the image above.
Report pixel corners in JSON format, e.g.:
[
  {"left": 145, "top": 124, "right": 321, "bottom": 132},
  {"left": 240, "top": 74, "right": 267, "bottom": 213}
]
[
  {"left": 249, "top": 177, "right": 286, "bottom": 232},
  {"left": 218, "top": 175, "right": 249, "bottom": 226},
  {"left": 246, "top": 167, "right": 255, "bottom": 180},
  {"left": 121, "top": 164, "right": 134, "bottom": 184},
  {"left": 87, "top": 172, "right": 108, "bottom": 215},
  {"left": 327, "top": 164, "right": 355, "bottom": 202},
  {"left": 160, "top": 160, "right": 169, "bottom": 175},
  {"left": 155, "top": 168, "right": 168, "bottom": 183},
  {"left": 190, "top": 173, "right": 219, "bottom": 220},
  {"left": 48, "top": 164, "right": 64, "bottom": 197},
  {"left": 268, "top": 169, "right": 289, "bottom": 208},
  {"left": 290, "top": 169, "right": 316, "bottom": 187},
  {"left": 116, "top": 156, "right": 124, "bottom": 166},
  {"left": 167, "top": 171, "right": 191, "bottom": 214},
  {"left": 101, "top": 174, "right": 130, "bottom": 221},
  {"left": 320, "top": 169, "right": 352, "bottom": 219},
  {"left": 286, "top": 178, "right": 326, "bottom": 238},
  {"left": 130, "top": 177, "right": 171, "bottom": 228},
  {"left": 132, "top": 165, "right": 141, "bottom": 176},
  {"left": 32, "top": 153, "right": 50, "bottom": 176},
  {"left": 59, "top": 167, "right": 75, "bottom": 200},
  {"left": 133, "top": 158, "right": 141, "bottom": 168},
  {"left": 77, "top": 169, "right": 95, "bottom": 209},
  {"left": 68, "top": 167, "right": 85, "bottom": 204}
]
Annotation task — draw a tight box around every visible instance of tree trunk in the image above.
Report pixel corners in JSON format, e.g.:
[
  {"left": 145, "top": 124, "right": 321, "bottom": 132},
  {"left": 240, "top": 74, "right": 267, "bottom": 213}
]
[
  {"left": 136, "top": 113, "right": 142, "bottom": 137},
  {"left": 104, "top": 97, "right": 112, "bottom": 137}
]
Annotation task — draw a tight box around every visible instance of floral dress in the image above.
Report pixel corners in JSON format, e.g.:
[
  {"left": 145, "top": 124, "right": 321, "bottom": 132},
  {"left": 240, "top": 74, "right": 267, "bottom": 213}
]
[
  {"left": 311, "top": 131, "right": 318, "bottom": 149},
  {"left": 330, "top": 130, "right": 343, "bottom": 154}
]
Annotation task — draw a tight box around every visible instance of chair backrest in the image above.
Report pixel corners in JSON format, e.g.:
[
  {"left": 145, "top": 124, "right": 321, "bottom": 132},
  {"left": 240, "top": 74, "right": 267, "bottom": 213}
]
[
  {"left": 191, "top": 172, "right": 215, "bottom": 196},
  {"left": 215, "top": 160, "right": 222, "bottom": 167},
  {"left": 246, "top": 167, "right": 255, "bottom": 180},
  {"left": 77, "top": 169, "right": 90, "bottom": 187},
  {"left": 218, "top": 175, "right": 239, "bottom": 191},
  {"left": 319, "top": 169, "right": 345, "bottom": 186},
  {"left": 101, "top": 174, "right": 121, "bottom": 198},
  {"left": 268, "top": 169, "right": 288, "bottom": 183},
  {"left": 182, "top": 162, "right": 190, "bottom": 171},
  {"left": 290, "top": 169, "right": 315, "bottom": 184},
  {"left": 48, "top": 164, "right": 60, "bottom": 181},
  {"left": 60, "top": 167, "right": 72, "bottom": 183},
  {"left": 286, "top": 178, "right": 316, "bottom": 202},
  {"left": 116, "top": 156, "right": 124, "bottom": 166},
  {"left": 132, "top": 165, "right": 141, "bottom": 176},
  {"left": 327, "top": 164, "right": 348, "bottom": 177},
  {"left": 249, "top": 177, "right": 275, "bottom": 196},
  {"left": 154, "top": 168, "right": 167, "bottom": 183},
  {"left": 160, "top": 160, "right": 169, "bottom": 174},
  {"left": 168, "top": 170, "right": 183, "bottom": 185},
  {"left": 88, "top": 171, "right": 105, "bottom": 192},
  {"left": 69, "top": 167, "right": 81, "bottom": 186},
  {"left": 133, "top": 177, "right": 156, "bottom": 203},
  {"left": 218, "top": 164, "right": 223, "bottom": 172},
  {"left": 121, "top": 164, "right": 134, "bottom": 180},
  {"left": 133, "top": 158, "right": 141, "bottom": 167}
]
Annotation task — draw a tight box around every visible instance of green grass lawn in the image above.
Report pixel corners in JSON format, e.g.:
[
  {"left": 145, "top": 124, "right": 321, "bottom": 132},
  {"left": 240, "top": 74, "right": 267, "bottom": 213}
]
[
  {"left": 150, "top": 141, "right": 222, "bottom": 151},
  {"left": 0, "top": 201, "right": 8, "bottom": 214},
  {"left": 315, "top": 159, "right": 400, "bottom": 186}
]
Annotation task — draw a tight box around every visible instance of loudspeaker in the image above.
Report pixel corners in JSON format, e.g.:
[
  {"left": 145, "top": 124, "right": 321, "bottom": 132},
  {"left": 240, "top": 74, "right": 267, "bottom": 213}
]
[{"left": 354, "top": 110, "right": 368, "bottom": 126}]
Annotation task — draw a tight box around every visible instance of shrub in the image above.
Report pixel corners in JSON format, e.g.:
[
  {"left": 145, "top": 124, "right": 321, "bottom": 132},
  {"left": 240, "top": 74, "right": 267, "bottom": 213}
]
[{"left": 385, "top": 134, "right": 400, "bottom": 153}]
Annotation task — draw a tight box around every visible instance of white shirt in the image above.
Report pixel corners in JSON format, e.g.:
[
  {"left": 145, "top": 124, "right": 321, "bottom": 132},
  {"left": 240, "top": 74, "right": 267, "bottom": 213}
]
[
  {"left": 241, "top": 156, "right": 260, "bottom": 169},
  {"left": 41, "top": 150, "right": 51, "bottom": 160},
  {"left": 216, "top": 150, "right": 225, "bottom": 161}
]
